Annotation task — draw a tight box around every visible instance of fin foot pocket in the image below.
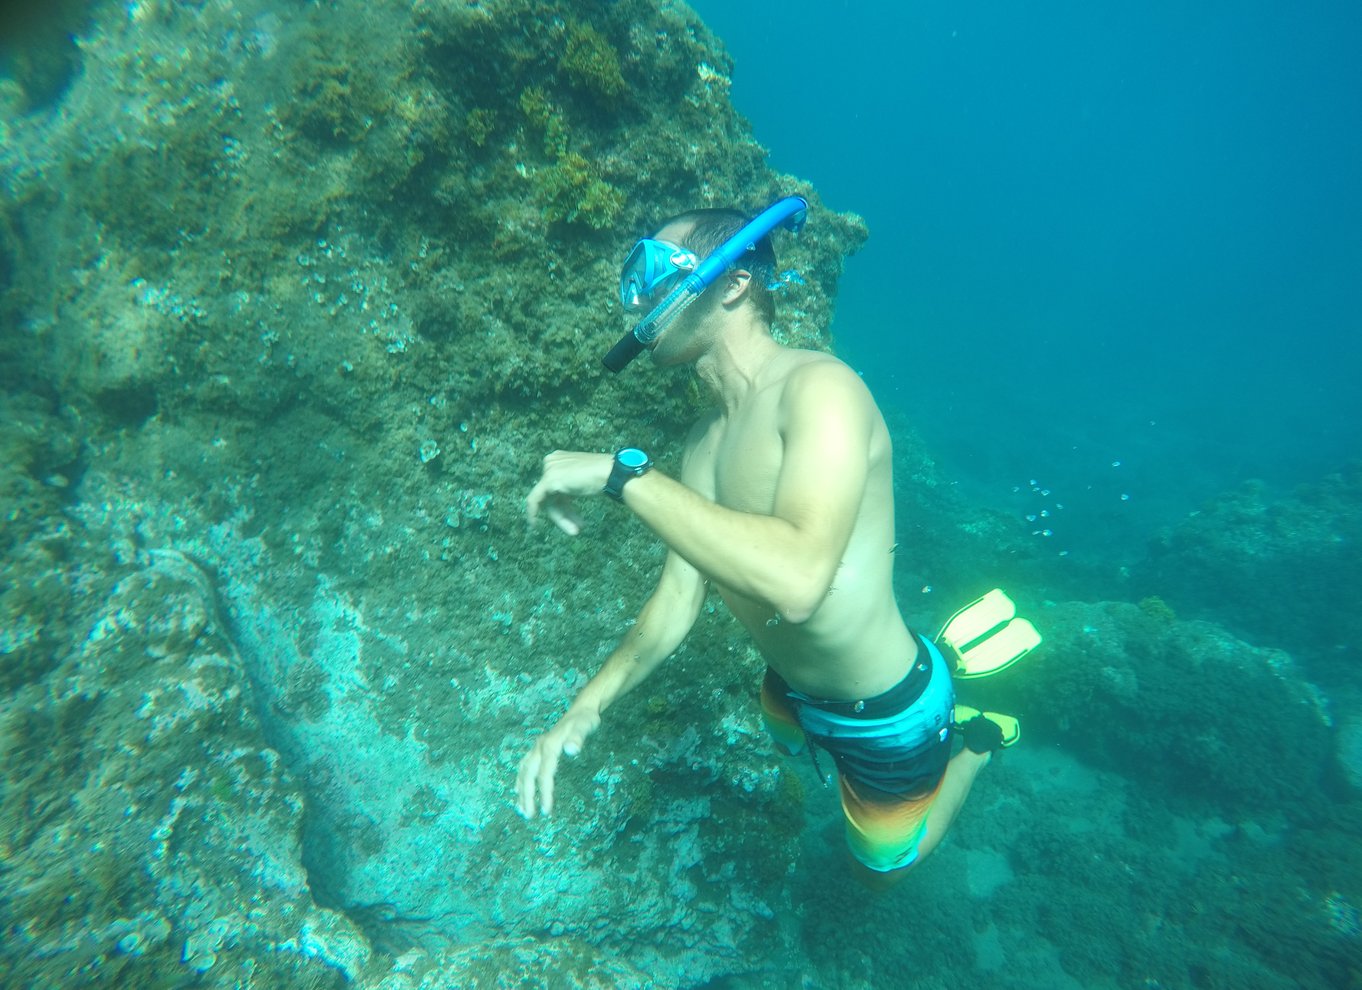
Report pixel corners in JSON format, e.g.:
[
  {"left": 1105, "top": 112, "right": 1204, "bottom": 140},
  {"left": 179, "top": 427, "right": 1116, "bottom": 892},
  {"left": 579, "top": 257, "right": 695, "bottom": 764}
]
[{"left": 953, "top": 704, "right": 1021, "bottom": 752}]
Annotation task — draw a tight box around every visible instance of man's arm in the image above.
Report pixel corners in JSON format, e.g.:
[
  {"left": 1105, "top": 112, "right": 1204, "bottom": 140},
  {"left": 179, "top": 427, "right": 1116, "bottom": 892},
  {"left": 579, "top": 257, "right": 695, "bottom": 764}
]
[
  {"left": 528, "top": 362, "right": 873, "bottom": 623},
  {"left": 515, "top": 548, "right": 705, "bottom": 819}
]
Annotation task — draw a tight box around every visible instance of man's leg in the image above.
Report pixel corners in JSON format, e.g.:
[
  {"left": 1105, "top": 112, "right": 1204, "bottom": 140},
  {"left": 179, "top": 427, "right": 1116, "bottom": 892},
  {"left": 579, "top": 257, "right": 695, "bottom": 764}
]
[
  {"left": 911, "top": 747, "right": 991, "bottom": 862},
  {"left": 760, "top": 668, "right": 808, "bottom": 757},
  {"left": 845, "top": 748, "right": 991, "bottom": 888}
]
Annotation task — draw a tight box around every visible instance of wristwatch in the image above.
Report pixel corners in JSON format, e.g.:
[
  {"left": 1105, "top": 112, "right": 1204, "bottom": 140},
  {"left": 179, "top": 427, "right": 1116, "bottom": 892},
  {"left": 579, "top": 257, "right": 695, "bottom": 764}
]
[{"left": 603, "top": 447, "right": 652, "bottom": 502}]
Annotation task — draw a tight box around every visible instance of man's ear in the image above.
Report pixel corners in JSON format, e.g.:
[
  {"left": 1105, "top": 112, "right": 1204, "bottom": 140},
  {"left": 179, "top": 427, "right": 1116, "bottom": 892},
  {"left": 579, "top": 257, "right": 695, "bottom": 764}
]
[{"left": 722, "top": 269, "right": 752, "bottom": 304}]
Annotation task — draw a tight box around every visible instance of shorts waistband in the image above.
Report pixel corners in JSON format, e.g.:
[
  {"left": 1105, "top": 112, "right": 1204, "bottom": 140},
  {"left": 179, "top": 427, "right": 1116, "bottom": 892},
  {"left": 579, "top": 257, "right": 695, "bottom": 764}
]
[{"left": 777, "top": 631, "right": 938, "bottom": 721}]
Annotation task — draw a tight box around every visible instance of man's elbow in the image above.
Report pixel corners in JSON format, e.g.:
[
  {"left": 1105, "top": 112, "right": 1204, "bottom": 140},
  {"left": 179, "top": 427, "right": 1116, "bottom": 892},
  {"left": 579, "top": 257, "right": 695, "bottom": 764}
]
[
  {"left": 773, "top": 578, "right": 831, "bottom": 626},
  {"left": 776, "top": 602, "right": 816, "bottom": 626}
]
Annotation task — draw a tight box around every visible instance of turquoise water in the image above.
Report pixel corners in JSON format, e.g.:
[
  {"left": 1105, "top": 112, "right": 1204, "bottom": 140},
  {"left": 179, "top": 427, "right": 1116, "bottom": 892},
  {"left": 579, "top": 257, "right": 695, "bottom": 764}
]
[
  {"left": 2, "top": 2, "right": 1360, "bottom": 987},
  {"left": 686, "top": 6, "right": 1362, "bottom": 986},
  {"left": 694, "top": 0, "right": 1362, "bottom": 558}
]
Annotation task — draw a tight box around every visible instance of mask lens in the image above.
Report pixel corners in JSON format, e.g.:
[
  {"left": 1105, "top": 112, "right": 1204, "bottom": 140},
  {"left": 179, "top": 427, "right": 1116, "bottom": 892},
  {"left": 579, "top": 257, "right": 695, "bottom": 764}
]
[{"left": 619, "top": 240, "right": 696, "bottom": 312}]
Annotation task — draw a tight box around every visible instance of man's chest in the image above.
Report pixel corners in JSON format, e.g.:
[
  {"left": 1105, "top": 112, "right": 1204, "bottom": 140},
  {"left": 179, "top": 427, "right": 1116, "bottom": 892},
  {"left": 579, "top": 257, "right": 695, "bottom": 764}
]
[{"left": 698, "top": 401, "right": 784, "bottom": 514}]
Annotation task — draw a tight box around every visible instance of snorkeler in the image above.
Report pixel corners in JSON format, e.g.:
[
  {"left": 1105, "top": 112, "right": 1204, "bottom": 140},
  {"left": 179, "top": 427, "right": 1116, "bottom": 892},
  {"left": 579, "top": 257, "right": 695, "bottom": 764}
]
[{"left": 517, "top": 198, "right": 1029, "bottom": 881}]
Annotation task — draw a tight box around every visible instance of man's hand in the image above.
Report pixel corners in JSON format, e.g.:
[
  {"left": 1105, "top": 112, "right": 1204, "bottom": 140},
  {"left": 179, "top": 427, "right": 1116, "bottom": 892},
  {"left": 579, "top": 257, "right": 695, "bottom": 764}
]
[
  {"left": 526, "top": 450, "right": 613, "bottom": 536},
  {"left": 515, "top": 706, "right": 602, "bottom": 819}
]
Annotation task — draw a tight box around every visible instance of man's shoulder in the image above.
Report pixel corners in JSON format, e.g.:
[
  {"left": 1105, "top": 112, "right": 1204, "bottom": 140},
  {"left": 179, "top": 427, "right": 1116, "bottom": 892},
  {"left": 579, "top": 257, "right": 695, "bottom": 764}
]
[
  {"left": 781, "top": 350, "right": 871, "bottom": 402},
  {"left": 776, "top": 351, "right": 884, "bottom": 447}
]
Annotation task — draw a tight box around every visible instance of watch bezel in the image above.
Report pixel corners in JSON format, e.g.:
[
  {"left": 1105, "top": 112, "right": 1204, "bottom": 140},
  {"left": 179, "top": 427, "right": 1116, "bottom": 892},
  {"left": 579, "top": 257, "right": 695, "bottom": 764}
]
[{"left": 616, "top": 447, "right": 650, "bottom": 469}]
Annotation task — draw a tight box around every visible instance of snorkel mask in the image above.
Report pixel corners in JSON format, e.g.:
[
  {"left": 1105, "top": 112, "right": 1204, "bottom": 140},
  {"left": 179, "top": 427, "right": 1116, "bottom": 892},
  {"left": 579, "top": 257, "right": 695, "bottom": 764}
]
[
  {"left": 619, "top": 240, "right": 699, "bottom": 313},
  {"left": 603, "top": 195, "right": 809, "bottom": 372}
]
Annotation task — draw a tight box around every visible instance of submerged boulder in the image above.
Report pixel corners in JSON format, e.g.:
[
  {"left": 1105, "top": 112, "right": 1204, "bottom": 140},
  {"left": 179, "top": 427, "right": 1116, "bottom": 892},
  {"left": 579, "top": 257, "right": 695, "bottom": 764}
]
[
  {"left": 974, "top": 600, "right": 1335, "bottom": 815},
  {"left": 1135, "top": 469, "right": 1362, "bottom": 678},
  {"left": 1, "top": 0, "right": 863, "bottom": 985},
  {"left": 0, "top": 438, "right": 371, "bottom": 986}
]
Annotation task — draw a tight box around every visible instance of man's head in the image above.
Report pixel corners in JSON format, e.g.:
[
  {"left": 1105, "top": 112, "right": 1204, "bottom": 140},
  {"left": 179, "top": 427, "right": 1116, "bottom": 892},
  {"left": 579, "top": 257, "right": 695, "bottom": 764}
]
[
  {"left": 651, "top": 208, "right": 777, "bottom": 326},
  {"left": 634, "top": 212, "right": 774, "bottom": 369},
  {"left": 604, "top": 196, "right": 805, "bottom": 373}
]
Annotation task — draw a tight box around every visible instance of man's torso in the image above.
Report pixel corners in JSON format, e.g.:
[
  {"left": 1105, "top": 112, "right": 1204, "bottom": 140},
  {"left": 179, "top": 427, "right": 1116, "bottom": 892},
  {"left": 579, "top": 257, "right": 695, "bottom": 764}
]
[{"left": 683, "top": 348, "right": 916, "bottom": 700}]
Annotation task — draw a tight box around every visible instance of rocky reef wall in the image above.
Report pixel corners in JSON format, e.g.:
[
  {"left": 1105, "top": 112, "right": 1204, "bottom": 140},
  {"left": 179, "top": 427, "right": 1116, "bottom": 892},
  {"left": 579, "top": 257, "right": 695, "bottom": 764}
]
[
  {"left": 1135, "top": 469, "right": 1362, "bottom": 682},
  {"left": 1, "top": 1, "right": 860, "bottom": 986}
]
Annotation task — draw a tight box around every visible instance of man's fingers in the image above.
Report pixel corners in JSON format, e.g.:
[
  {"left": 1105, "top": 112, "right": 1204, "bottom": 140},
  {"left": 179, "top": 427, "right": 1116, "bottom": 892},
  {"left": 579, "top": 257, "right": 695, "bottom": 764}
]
[
  {"left": 526, "top": 480, "right": 548, "bottom": 526},
  {"left": 516, "top": 716, "right": 595, "bottom": 821},
  {"left": 545, "top": 498, "right": 582, "bottom": 536},
  {"left": 528, "top": 486, "right": 582, "bottom": 536},
  {"left": 536, "top": 757, "right": 558, "bottom": 817},
  {"left": 516, "top": 751, "right": 541, "bottom": 818},
  {"left": 516, "top": 740, "right": 568, "bottom": 819},
  {"left": 526, "top": 451, "right": 569, "bottom": 526}
]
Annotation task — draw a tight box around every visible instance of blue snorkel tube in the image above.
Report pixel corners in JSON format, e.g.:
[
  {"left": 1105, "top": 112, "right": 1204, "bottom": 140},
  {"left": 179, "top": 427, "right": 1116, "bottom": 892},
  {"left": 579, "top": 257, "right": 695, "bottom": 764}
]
[{"left": 603, "top": 195, "right": 809, "bottom": 373}]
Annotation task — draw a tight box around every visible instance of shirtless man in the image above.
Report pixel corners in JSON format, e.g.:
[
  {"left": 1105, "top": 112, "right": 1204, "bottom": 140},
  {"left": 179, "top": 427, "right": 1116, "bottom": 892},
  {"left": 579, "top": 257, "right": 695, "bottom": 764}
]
[{"left": 517, "top": 206, "right": 1007, "bottom": 879}]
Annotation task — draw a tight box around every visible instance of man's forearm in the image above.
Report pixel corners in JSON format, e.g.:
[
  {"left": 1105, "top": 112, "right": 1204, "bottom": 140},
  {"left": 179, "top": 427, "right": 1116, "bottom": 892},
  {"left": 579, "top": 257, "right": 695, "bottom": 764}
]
[
  {"left": 619, "top": 469, "right": 827, "bottom": 622},
  {"left": 570, "top": 640, "right": 657, "bottom": 718},
  {"left": 570, "top": 572, "right": 700, "bottom": 717}
]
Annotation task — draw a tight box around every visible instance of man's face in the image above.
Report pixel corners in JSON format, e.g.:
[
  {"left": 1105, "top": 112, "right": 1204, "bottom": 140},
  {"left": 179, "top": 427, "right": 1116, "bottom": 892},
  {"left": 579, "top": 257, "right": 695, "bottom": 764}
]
[
  {"left": 639, "top": 220, "right": 708, "bottom": 367},
  {"left": 620, "top": 233, "right": 697, "bottom": 316}
]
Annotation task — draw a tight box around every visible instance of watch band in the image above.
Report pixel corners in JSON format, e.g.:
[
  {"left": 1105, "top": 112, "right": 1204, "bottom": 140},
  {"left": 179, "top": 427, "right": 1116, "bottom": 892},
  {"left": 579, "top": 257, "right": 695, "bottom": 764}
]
[{"left": 603, "top": 448, "right": 652, "bottom": 502}]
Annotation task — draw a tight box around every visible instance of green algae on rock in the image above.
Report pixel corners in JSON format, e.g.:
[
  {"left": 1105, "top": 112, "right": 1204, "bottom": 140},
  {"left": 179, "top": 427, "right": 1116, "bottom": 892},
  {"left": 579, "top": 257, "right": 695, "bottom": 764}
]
[{"left": 1, "top": 0, "right": 863, "bottom": 986}]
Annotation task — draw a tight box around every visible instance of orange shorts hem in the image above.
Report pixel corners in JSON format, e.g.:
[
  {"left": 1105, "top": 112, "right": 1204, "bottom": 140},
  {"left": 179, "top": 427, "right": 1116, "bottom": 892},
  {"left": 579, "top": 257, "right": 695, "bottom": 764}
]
[{"left": 839, "top": 772, "right": 944, "bottom": 872}]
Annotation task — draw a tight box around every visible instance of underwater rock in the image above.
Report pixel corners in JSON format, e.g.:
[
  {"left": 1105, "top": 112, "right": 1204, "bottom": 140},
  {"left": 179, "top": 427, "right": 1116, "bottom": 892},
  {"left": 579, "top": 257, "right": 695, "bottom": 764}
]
[
  {"left": 1135, "top": 469, "right": 1362, "bottom": 677},
  {"left": 52, "top": 463, "right": 808, "bottom": 987},
  {"left": 1, "top": 0, "right": 868, "bottom": 984},
  {"left": 2, "top": 0, "right": 866, "bottom": 445},
  {"left": 0, "top": 510, "right": 372, "bottom": 986},
  {"left": 983, "top": 600, "right": 1334, "bottom": 814}
]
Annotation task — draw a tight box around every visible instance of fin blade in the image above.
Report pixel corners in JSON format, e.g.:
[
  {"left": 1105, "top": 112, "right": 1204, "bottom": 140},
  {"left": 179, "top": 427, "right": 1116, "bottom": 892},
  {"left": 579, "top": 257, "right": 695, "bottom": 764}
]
[
  {"left": 940, "top": 588, "right": 1017, "bottom": 649},
  {"left": 954, "top": 618, "right": 1042, "bottom": 679},
  {"left": 987, "top": 711, "right": 1021, "bottom": 748}
]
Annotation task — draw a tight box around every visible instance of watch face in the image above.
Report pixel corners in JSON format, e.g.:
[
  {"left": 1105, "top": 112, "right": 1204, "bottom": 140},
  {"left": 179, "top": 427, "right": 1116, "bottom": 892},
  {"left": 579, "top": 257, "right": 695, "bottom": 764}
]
[{"left": 618, "top": 448, "right": 649, "bottom": 468}]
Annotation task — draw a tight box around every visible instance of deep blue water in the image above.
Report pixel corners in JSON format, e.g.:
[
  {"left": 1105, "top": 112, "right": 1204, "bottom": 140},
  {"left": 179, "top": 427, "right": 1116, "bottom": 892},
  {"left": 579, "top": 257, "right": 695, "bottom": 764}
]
[{"left": 692, "top": 0, "right": 1362, "bottom": 556}]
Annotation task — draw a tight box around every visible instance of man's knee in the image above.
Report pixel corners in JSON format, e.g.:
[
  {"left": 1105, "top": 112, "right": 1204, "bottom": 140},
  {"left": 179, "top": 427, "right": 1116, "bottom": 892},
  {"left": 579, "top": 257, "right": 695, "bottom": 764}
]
[{"left": 851, "top": 855, "right": 920, "bottom": 891}]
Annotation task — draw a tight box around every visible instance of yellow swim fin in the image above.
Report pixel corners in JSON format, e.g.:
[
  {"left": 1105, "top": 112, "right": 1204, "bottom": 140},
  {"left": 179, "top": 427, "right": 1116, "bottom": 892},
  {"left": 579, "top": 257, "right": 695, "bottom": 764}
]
[
  {"left": 936, "top": 588, "right": 1042, "bottom": 679},
  {"left": 953, "top": 704, "right": 1021, "bottom": 748}
]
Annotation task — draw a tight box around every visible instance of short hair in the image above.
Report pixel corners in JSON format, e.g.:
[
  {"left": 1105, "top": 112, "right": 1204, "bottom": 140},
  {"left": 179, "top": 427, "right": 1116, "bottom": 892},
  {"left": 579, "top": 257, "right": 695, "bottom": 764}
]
[{"left": 653, "top": 208, "right": 777, "bottom": 326}]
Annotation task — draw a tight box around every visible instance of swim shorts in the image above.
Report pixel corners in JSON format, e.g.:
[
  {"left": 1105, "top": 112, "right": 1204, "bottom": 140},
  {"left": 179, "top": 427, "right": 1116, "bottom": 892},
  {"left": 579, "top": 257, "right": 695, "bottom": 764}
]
[{"left": 760, "top": 633, "right": 955, "bottom": 872}]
